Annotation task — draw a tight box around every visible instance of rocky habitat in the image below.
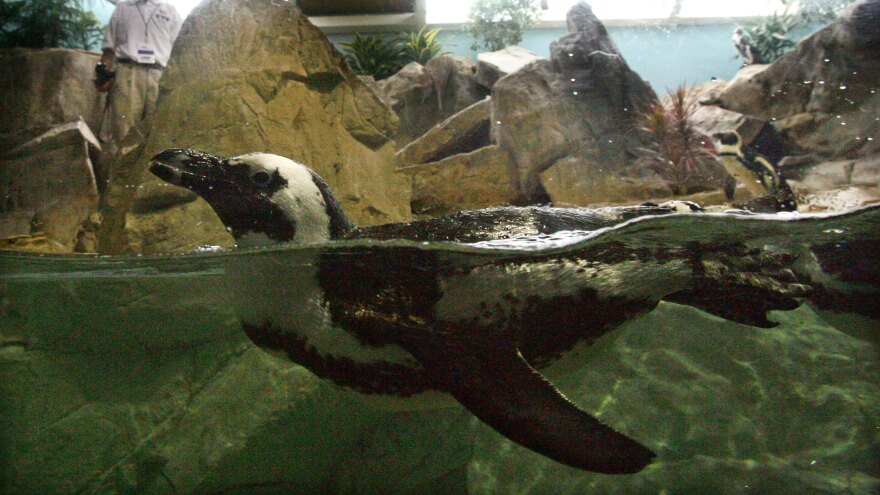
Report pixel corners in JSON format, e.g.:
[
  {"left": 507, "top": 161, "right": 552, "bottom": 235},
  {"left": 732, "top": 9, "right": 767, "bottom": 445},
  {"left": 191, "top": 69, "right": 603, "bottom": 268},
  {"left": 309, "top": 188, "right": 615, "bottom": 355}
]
[{"left": 0, "top": 0, "right": 878, "bottom": 494}]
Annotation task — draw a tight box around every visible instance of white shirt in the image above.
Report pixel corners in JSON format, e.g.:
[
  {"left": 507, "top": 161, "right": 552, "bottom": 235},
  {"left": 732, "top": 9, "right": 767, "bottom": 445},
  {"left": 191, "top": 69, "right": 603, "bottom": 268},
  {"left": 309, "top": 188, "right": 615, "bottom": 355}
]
[{"left": 102, "top": 0, "right": 182, "bottom": 67}]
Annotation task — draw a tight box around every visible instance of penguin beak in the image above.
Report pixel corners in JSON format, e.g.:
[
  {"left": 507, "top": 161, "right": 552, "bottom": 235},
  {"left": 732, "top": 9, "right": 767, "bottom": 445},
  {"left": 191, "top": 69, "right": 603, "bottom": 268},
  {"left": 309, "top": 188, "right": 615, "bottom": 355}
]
[{"left": 149, "top": 149, "right": 227, "bottom": 188}]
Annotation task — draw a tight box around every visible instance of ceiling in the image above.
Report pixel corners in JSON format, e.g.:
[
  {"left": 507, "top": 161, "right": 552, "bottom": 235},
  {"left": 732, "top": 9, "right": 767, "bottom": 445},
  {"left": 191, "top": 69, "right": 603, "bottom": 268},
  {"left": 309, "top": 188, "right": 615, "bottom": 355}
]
[{"left": 297, "top": 0, "right": 416, "bottom": 16}]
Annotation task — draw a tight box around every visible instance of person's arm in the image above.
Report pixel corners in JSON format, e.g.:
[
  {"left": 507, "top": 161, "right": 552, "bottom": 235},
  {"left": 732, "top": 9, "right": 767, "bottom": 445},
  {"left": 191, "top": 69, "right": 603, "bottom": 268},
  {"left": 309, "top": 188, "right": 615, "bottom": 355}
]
[
  {"left": 101, "top": 48, "right": 115, "bottom": 71},
  {"left": 94, "top": 10, "right": 118, "bottom": 91}
]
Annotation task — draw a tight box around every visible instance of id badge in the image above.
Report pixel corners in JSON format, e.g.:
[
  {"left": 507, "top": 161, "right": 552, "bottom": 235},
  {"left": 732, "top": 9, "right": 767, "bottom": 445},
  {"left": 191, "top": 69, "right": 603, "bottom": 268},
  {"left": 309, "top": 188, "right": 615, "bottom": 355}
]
[{"left": 136, "top": 44, "right": 156, "bottom": 64}]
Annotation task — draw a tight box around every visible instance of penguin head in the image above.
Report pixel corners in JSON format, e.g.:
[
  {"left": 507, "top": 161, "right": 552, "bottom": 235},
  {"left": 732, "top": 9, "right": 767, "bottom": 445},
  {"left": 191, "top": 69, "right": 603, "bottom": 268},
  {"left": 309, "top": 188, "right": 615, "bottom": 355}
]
[
  {"left": 150, "top": 149, "right": 353, "bottom": 246},
  {"left": 711, "top": 131, "right": 743, "bottom": 155}
]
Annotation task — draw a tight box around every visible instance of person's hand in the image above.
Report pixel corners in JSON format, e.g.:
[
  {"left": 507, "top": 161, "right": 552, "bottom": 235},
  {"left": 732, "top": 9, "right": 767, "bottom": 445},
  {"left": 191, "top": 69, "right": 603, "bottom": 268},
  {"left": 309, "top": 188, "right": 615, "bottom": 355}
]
[
  {"left": 93, "top": 63, "right": 115, "bottom": 92},
  {"left": 93, "top": 78, "right": 113, "bottom": 92}
]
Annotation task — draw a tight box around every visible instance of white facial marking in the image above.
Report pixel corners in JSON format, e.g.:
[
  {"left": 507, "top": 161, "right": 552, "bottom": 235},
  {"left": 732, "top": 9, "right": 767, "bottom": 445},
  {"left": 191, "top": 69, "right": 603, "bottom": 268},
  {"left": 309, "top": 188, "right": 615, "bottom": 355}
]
[{"left": 229, "top": 153, "right": 332, "bottom": 244}]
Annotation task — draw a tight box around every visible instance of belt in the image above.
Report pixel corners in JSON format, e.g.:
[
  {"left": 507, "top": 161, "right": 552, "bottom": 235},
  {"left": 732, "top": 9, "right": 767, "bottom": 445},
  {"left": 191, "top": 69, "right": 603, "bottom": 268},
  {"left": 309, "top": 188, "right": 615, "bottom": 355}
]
[{"left": 116, "top": 58, "right": 164, "bottom": 70}]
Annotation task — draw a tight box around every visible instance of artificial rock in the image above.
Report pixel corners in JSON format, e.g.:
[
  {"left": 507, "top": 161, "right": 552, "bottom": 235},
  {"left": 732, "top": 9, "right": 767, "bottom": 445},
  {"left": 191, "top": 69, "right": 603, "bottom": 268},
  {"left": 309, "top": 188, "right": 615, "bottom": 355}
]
[
  {"left": 100, "top": 0, "right": 411, "bottom": 254},
  {"left": 475, "top": 46, "right": 543, "bottom": 89},
  {"left": 492, "top": 1, "right": 658, "bottom": 204},
  {"left": 0, "top": 48, "right": 104, "bottom": 149},
  {"left": 396, "top": 97, "right": 492, "bottom": 168},
  {"left": 377, "top": 62, "right": 439, "bottom": 146},
  {"left": 717, "top": 0, "right": 880, "bottom": 159},
  {"left": 401, "top": 145, "right": 517, "bottom": 216},
  {"left": 0, "top": 119, "right": 100, "bottom": 249}
]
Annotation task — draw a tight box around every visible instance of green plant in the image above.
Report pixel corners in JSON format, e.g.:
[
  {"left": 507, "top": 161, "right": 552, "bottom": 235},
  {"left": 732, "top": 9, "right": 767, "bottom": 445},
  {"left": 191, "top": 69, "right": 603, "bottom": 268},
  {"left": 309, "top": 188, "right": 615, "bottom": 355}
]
[
  {"left": 339, "top": 32, "right": 404, "bottom": 80},
  {"left": 640, "top": 85, "right": 717, "bottom": 195},
  {"left": 340, "top": 28, "right": 446, "bottom": 80},
  {"left": 736, "top": 0, "right": 857, "bottom": 64},
  {"left": 738, "top": 8, "right": 798, "bottom": 64},
  {"left": 464, "top": 0, "right": 541, "bottom": 52},
  {"left": 398, "top": 26, "right": 445, "bottom": 66},
  {"left": 1, "top": 0, "right": 103, "bottom": 50}
]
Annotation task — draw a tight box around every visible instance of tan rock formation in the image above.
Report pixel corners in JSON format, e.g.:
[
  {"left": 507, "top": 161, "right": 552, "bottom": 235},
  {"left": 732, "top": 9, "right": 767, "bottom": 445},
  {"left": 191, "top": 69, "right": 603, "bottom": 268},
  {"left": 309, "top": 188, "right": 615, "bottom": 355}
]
[
  {"left": 0, "top": 119, "right": 100, "bottom": 249},
  {"left": 717, "top": 1, "right": 880, "bottom": 159},
  {"left": 492, "top": 2, "right": 658, "bottom": 204},
  {"left": 475, "top": 46, "right": 543, "bottom": 89},
  {"left": 400, "top": 145, "right": 517, "bottom": 216},
  {"left": 100, "top": 0, "right": 412, "bottom": 254},
  {"left": 377, "top": 62, "right": 438, "bottom": 146},
  {"left": 0, "top": 48, "right": 104, "bottom": 149},
  {"left": 396, "top": 98, "right": 491, "bottom": 168}
]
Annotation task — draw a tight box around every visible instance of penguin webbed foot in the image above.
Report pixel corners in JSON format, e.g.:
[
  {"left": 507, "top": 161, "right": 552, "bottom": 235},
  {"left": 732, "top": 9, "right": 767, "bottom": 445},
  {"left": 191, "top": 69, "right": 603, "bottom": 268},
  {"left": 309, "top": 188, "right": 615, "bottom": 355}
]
[{"left": 667, "top": 244, "right": 811, "bottom": 327}]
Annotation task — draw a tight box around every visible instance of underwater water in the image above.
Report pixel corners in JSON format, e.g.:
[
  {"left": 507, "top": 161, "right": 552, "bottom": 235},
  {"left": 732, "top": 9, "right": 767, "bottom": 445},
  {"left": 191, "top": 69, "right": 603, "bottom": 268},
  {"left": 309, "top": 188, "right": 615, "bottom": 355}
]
[{"left": 0, "top": 207, "right": 879, "bottom": 494}]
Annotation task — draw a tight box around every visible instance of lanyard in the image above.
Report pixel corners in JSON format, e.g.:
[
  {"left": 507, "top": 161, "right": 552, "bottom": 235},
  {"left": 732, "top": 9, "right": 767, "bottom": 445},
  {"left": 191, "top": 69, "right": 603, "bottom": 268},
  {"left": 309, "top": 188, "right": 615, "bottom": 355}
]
[{"left": 135, "top": 1, "right": 162, "bottom": 40}]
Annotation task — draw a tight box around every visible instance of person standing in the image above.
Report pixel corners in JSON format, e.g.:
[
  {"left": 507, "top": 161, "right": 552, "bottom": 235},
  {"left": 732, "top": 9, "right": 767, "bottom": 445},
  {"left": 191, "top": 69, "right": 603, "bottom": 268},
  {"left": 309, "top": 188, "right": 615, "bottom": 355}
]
[{"left": 94, "top": 0, "right": 182, "bottom": 148}]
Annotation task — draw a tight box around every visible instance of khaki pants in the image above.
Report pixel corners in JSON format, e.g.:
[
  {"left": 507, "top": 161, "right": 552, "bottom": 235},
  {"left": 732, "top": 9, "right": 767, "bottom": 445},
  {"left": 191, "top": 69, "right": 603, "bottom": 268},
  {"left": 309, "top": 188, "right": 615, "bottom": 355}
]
[{"left": 98, "top": 62, "right": 163, "bottom": 146}]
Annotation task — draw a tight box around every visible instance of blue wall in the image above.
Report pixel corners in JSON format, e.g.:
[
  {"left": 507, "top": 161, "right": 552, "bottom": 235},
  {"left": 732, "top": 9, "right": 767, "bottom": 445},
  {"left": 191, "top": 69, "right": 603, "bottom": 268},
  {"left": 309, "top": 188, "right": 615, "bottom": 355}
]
[
  {"left": 329, "top": 24, "right": 748, "bottom": 94},
  {"left": 92, "top": 0, "right": 820, "bottom": 95}
]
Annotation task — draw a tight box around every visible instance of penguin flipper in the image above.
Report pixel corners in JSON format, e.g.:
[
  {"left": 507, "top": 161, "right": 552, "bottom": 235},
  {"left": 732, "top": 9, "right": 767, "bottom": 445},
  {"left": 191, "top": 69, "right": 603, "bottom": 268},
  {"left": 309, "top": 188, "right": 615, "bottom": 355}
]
[{"left": 402, "top": 323, "right": 655, "bottom": 474}]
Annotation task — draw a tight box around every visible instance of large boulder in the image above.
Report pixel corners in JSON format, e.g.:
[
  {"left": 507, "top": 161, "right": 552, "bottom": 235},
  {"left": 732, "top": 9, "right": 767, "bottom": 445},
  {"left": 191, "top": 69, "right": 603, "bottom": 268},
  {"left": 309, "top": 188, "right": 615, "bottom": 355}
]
[
  {"left": 785, "top": 155, "right": 880, "bottom": 211},
  {"left": 401, "top": 145, "right": 517, "bottom": 216},
  {"left": 492, "top": 1, "right": 659, "bottom": 204},
  {"left": 99, "top": 0, "right": 411, "bottom": 254},
  {"left": 717, "top": 0, "right": 880, "bottom": 159},
  {"left": 377, "top": 56, "right": 489, "bottom": 149},
  {"left": 0, "top": 119, "right": 101, "bottom": 250},
  {"left": 376, "top": 62, "right": 439, "bottom": 146},
  {"left": 424, "top": 55, "right": 489, "bottom": 121},
  {"left": 396, "top": 97, "right": 492, "bottom": 168},
  {"left": 475, "top": 46, "right": 543, "bottom": 89},
  {"left": 0, "top": 48, "right": 104, "bottom": 150}
]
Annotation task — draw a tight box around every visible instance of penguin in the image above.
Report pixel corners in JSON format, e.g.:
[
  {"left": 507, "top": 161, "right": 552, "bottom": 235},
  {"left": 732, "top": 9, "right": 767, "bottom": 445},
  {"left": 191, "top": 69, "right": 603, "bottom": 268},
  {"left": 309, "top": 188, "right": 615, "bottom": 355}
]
[
  {"left": 732, "top": 27, "right": 763, "bottom": 65},
  {"left": 711, "top": 131, "right": 798, "bottom": 212},
  {"left": 149, "top": 149, "right": 809, "bottom": 474}
]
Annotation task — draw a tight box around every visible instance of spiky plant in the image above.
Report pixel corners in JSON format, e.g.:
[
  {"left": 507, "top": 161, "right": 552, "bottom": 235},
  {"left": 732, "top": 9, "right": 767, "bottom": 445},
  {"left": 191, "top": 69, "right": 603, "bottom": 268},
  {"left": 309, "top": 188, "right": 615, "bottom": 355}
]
[
  {"left": 398, "top": 27, "right": 445, "bottom": 65},
  {"left": 640, "top": 85, "right": 717, "bottom": 195},
  {"left": 339, "top": 32, "right": 404, "bottom": 80}
]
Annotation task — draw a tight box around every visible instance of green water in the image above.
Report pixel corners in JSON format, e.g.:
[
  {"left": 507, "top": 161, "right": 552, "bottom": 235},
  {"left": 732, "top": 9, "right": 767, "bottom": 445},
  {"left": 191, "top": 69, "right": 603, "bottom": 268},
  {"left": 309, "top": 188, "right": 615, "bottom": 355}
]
[{"left": 1, "top": 208, "right": 878, "bottom": 494}]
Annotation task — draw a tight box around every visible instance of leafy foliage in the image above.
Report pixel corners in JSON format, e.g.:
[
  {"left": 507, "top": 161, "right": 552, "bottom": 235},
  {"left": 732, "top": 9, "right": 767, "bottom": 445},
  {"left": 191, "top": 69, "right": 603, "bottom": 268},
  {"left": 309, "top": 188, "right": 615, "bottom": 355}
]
[
  {"left": 340, "top": 28, "right": 446, "bottom": 80},
  {"left": 640, "top": 85, "right": 717, "bottom": 195},
  {"left": 398, "top": 26, "right": 445, "bottom": 66},
  {"left": 339, "top": 32, "right": 404, "bottom": 80},
  {"left": 736, "top": 0, "right": 857, "bottom": 64},
  {"left": 464, "top": 0, "right": 542, "bottom": 52},
  {"left": 738, "top": 8, "right": 798, "bottom": 64},
  {"left": 1, "top": 0, "right": 104, "bottom": 50}
]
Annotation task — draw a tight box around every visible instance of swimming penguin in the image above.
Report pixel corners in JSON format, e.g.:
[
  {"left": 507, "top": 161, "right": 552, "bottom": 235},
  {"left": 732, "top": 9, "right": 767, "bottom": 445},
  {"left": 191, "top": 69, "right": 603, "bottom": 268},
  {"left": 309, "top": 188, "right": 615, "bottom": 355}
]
[
  {"left": 711, "top": 131, "right": 798, "bottom": 212},
  {"left": 149, "top": 149, "right": 809, "bottom": 474}
]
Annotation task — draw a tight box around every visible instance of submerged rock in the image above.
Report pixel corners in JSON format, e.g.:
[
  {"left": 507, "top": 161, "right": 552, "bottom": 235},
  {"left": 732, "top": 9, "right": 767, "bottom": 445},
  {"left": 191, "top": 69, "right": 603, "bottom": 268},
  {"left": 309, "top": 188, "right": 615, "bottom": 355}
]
[{"left": 100, "top": 0, "right": 411, "bottom": 254}]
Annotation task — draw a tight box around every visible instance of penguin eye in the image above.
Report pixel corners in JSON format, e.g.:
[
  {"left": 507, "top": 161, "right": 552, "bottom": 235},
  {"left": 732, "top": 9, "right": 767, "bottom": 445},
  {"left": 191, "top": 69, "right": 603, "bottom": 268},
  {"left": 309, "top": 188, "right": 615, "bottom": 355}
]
[{"left": 250, "top": 170, "right": 273, "bottom": 187}]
